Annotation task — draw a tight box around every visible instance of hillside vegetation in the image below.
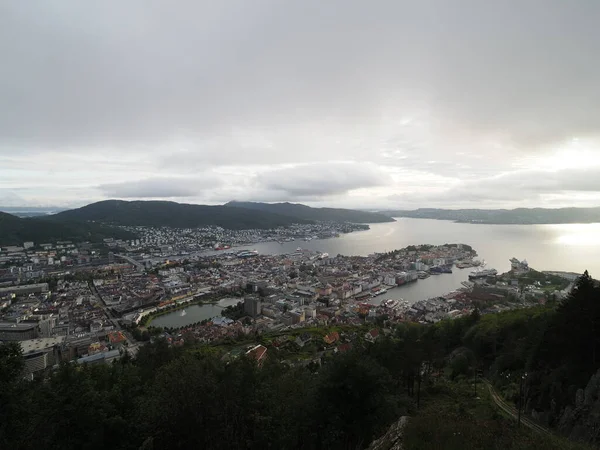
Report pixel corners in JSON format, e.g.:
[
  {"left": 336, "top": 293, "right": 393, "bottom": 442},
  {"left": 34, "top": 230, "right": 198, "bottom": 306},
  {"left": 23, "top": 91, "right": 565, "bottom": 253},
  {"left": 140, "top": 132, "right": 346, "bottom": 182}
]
[
  {"left": 0, "top": 211, "right": 135, "bottom": 246},
  {"left": 52, "top": 200, "right": 309, "bottom": 229},
  {"left": 227, "top": 201, "right": 395, "bottom": 223}
]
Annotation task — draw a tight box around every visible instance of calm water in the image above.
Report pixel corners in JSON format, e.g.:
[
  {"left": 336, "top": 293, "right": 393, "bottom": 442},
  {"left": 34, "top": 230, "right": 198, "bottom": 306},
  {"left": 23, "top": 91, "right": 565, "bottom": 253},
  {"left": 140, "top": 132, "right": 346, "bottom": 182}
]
[
  {"left": 157, "top": 219, "right": 600, "bottom": 326},
  {"left": 240, "top": 218, "right": 600, "bottom": 275},
  {"left": 151, "top": 297, "right": 240, "bottom": 328}
]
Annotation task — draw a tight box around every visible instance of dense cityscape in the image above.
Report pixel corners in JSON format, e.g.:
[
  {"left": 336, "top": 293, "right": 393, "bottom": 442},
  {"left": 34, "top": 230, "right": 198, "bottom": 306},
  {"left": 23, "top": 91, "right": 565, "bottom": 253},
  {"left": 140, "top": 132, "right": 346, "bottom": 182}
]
[{"left": 0, "top": 225, "right": 576, "bottom": 380}]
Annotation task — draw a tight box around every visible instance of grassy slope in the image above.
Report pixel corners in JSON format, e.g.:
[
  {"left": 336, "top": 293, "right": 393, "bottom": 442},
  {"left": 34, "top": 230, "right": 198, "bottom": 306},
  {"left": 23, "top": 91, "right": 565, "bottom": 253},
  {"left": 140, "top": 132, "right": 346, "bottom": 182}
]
[{"left": 403, "top": 380, "right": 589, "bottom": 450}]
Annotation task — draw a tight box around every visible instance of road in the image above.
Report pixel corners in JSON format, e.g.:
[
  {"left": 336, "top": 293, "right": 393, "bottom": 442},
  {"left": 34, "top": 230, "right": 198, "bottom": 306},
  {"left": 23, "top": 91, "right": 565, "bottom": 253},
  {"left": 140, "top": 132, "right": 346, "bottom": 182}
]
[
  {"left": 115, "top": 253, "right": 145, "bottom": 272},
  {"left": 484, "top": 380, "right": 550, "bottom": 435},
  {"left": 88, "top": 281, "right": 138, "bottom": 350}
]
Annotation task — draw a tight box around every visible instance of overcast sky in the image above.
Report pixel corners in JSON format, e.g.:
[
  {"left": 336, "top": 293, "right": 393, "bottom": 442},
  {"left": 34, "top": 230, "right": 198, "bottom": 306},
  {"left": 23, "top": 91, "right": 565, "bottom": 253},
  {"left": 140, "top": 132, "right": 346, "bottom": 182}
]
[{"left": 2, "top": 1, "right": 600, "bottom": 210}]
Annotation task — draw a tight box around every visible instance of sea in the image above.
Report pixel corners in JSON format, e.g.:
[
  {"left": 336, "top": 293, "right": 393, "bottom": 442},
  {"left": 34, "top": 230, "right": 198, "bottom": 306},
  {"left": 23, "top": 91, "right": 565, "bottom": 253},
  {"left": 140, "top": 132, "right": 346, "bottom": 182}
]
[{"left": 152, "top": 218, "right": 600, "bottom": 326}]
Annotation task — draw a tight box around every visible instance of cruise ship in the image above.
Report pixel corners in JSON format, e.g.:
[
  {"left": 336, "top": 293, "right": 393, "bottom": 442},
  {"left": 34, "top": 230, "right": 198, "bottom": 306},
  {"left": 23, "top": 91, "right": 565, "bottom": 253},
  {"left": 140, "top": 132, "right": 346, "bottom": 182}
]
[
  {"left": 237, "top": 250, "right": 258, "bottom": 258},
  {"left": 468, "top": 268, "right": 498, "bottom": 279}
]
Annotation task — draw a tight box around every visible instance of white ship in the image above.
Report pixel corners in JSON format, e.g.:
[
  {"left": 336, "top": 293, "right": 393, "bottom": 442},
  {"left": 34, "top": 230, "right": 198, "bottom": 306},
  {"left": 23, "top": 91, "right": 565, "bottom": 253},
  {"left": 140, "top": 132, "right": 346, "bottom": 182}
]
[
  {"left": 180, "top": 309, "right": 187, "bottom": 316},
  {"left": 468, "top": 268, "right": 498, "bottom": 279}
]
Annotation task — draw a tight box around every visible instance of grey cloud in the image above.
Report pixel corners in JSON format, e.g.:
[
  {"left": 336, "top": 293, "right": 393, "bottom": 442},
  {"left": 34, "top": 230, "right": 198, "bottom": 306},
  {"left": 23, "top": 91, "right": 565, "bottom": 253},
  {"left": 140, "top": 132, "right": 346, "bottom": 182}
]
[
  {"left": 2, "top": 1, "right": 599, "bottom": 150},
  {"left": 2, "top": 1, "right": 600, "bottom": 208},
  {"left": 259, "top": 163, "right": 388, "bottom": 197},
  {"left": 98, "top": 176, "right": 222, "bottom": 198},
  {"left": 393, "top": 167, "right": 600, "bottom": 209},
  {"left": 461, "top": 168, "right": 600, "bottom": 195}
]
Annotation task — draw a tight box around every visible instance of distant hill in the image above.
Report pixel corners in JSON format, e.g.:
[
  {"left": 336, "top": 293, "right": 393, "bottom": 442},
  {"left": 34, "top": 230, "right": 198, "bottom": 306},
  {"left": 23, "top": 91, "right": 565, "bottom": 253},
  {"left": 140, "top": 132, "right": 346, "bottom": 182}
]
[
  {"left": 51, "top": 200, "right": 310, "bottom": 229},
  {"left": 0, "top": 211, "right": 134, "bottom": 246},
  {"left": 0, "top": 199, "right": 395, "bottom": 246},
  {"left": 381, "top": 207, "right": 600, "bottom": 224},
  {"left": 226, "top": 201, "right": 395, "bottom": 223}
]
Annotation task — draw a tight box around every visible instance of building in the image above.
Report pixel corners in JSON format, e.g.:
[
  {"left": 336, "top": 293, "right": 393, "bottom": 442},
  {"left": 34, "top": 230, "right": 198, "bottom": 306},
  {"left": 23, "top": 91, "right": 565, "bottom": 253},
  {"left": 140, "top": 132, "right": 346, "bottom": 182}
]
[
  {"left": 20, "top": 337, "right": 65, "bottom": 378},
  {"left": 245, "top": 344, "right": 267, "bottom": 367},
  {"left": 365, "top": 328, "right": 380, "bottom": 343},
  {"left": 0, "top": 283, "right": 49, "bottom": 296},
  {"left": 289, "top": 309, "right": 305, "bottom": 324},
  {"left": 244, "top": 296, "right": 262, "bottom": 317},
  {"left": 38, "top": 316, "right": 57, "bottom": 338},
  {"left": 77, "top": 349, "right": 121, "bottom": 365},
  {"left": 0, "top": 322, "right": 38, "bottom": 341}
]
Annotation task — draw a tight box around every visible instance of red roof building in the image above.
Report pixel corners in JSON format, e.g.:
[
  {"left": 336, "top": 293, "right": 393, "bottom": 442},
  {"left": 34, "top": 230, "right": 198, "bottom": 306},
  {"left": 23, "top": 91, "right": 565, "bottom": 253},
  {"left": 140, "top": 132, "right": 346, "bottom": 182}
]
[{"left": 246, "top": 344, "right": 268, "bottom": 366}]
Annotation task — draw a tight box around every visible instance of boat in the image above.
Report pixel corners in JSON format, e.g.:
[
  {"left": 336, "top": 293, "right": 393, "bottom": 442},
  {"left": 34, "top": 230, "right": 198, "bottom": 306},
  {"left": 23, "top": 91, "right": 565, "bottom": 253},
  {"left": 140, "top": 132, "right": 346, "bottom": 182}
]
[
  {"left": 468, "top": 268, "right": 498, "bottom": 279},
  {"left": 417, "top": 271, "right": 430, "bottom": 279},
  {"left": 318, "top": 252, "right": 329, "bottom": 259},
  {"left": 371, "top": 288, "right": 388, "bottom": 296},
  {"left": 382, "top": 299, "right": 399, "bottom": 309},
  {"left": 237, "top": 250, "right": 259, "bottom": 258},
  {"left": 180, "top": 309, "right": 187, "bottom": 316}
]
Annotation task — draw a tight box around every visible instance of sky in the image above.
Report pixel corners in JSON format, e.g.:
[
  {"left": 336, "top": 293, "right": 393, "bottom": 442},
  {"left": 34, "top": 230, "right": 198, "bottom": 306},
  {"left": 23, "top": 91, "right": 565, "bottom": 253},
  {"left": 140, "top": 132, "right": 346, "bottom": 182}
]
[{"left": 2, "top": 0, "right": 600, "bottom": 210}]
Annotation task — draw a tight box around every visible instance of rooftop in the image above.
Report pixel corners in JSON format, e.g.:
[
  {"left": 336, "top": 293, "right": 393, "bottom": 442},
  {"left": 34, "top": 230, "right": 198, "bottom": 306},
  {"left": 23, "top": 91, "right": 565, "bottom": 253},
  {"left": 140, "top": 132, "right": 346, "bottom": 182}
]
[{"left": 20, "top": 336, "right": 65, "bottom": 354}]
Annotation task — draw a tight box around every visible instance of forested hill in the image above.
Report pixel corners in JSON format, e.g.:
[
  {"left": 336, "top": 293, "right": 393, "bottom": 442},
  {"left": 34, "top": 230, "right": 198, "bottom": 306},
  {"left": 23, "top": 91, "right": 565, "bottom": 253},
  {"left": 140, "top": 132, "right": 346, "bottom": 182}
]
[
  {"left": 0, "top": 211, "right": 135, "bottom": 246},
  {"left": 50, "top": 200, "right": 310, "bottom": 229},
  {"left": 381, "top": 207, "right": 600, "bottom": 224},
  {"left": 226, "top": 201, "right": 395, "bottom": 223},
  {"left": 0, "top": 199, "right": 393, "bottom": 245}
]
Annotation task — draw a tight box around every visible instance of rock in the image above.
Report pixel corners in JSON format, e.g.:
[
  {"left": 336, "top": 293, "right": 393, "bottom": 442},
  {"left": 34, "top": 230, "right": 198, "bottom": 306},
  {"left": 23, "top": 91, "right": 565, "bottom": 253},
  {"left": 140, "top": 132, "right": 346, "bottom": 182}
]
[
  {"left": 557, "top": 405, "right": 576, "bottom": 434},
  {"left": 576, "top": 388, "right": 585, "bottom": 408},
  {"left": 584, "top": 369, "right": 600, "bottom": 406},
  {"left": 368, "top": 416, "right": 410, "bottom": 450}
]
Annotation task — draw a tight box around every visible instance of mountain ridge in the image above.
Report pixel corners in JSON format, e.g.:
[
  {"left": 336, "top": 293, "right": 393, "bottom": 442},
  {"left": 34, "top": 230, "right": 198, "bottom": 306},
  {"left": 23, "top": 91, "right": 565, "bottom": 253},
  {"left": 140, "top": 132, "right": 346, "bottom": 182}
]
[
  {"left": 226, "top": 200, "right": 395, "bottom": 223},
  {"left": 51, "top": 200, "right": 311, "bottom": 229},
  {"left": 381, "top": 206, "right": 600, "bottom": 224}
]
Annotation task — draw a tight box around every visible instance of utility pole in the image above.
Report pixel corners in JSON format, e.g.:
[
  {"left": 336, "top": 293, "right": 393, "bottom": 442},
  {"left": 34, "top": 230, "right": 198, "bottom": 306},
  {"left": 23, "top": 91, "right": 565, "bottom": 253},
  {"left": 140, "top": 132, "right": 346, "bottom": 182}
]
[
  {"left": 416, "top": 370, "right": 421, "bottom": 408},
  {"left": 518, "top": 372, "right": 527, "bottom": 428}
]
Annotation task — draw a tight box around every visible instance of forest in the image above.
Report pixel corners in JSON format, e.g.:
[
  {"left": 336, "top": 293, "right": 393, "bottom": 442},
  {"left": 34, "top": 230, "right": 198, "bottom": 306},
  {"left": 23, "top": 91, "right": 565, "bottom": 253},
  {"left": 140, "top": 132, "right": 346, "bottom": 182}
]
[{"left": 1, "top": 272, "right": 599, "bottom": 449}]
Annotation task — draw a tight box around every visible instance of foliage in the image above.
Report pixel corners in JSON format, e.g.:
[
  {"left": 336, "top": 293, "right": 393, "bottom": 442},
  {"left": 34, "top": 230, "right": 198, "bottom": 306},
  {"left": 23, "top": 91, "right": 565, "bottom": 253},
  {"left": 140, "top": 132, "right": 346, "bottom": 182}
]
[
  {"left": 52, "top": 199, "right": 313, "bottom": 229},
  {"left": 226, "top": 200, "right": 395, "bottom": 223},
  {"left": 403, "top": 381, "right": 588, "bottom": 450},
  {"left": 0, "top": 211, "right": 135, "bottom": 246},
  {"left": 221, "top": 301, "right": 245, "bottom": 320}
]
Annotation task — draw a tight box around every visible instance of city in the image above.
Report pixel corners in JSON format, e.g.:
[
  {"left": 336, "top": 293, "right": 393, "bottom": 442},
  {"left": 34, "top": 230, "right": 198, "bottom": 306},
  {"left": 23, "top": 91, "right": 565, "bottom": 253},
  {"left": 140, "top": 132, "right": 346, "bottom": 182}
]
[
  {"left": 0, "top": 230, "right": 575, "bottom": 379},
  {"left": 2, "top": 2, "right": 600, "bottom": 447}
]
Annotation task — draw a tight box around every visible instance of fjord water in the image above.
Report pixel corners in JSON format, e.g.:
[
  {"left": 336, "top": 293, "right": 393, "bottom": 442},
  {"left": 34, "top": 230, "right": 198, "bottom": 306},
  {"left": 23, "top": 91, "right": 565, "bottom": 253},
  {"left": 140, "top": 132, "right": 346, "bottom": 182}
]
[
  {"left": 246, "top": 218, "right": 600, "bottom": 273},
  {"left": 241, "top": 218, "right": 600, "bottom": 303}
]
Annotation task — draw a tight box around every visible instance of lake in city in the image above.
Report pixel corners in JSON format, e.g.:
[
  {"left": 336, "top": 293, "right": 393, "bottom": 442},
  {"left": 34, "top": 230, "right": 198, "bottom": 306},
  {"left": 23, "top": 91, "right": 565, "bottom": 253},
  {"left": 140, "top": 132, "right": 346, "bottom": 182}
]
[
  {"left": 151, "top": 297, "right": 241, "bottom": 328},
  {"left": 155, "top": 218, "right": 600, "bottom": 325}
]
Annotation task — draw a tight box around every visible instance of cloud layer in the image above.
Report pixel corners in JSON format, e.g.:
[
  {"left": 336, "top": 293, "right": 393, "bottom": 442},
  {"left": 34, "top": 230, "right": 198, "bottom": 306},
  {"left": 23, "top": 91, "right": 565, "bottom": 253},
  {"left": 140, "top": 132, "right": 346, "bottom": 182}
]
[{"left": 1, "top": 1, "right": 600, "bottom": 208}]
